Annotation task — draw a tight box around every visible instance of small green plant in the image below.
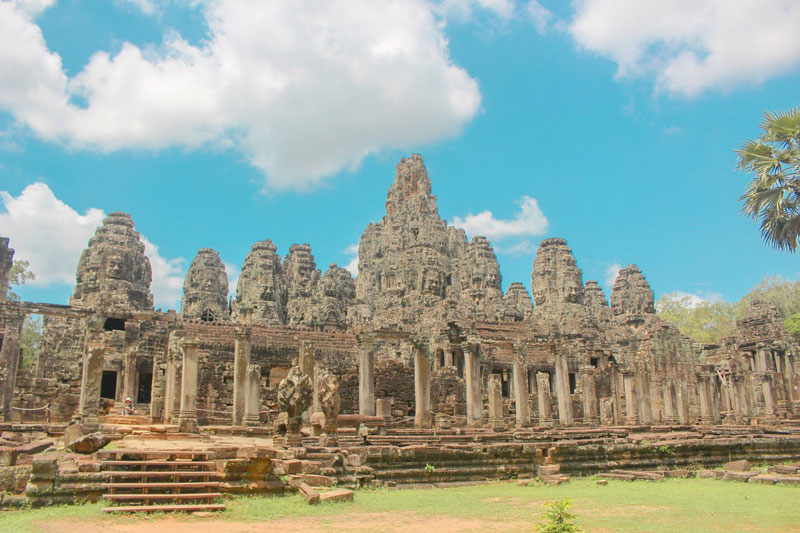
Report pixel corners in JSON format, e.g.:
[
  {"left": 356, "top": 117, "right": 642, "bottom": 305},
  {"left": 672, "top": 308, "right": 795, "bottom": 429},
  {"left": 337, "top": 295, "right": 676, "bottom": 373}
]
[
  {"left": 280, "top": 475, "right": 289, "bottom": 484},
  {"left": 638, "top": 439, "right": 651, "bottom": 447},
  {"left": 654, "top": 444, "right": 675, "bottom": 457},
  {"left": 534, "top": 499, "right": 582, "bottom": 532},
  {"left": 424, "top": 463, "right": 435, "bottom": 474}
]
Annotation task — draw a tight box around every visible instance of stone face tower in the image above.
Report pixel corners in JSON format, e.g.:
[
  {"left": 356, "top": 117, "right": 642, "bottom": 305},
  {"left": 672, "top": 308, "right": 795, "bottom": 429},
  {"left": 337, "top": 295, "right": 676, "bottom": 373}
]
[
  {"left": 502, "top": 282, "right": 534, "bottom": 322},
  {"left": 232, "top": 240, "right": 287, "bottom": 325},
  {"left": 458, "top": 236, "right": 504, "bottom": 320},
  {"left": 284, "top": 244, "right": 320, "bottom": 326},
  {"left": 531, "top": 238, "right": 584, "bottom": 307},
  {"left": 181, "top": 248, "right": 229, "bottom": 321},
  {"left": 69, "top": 212, "right": 154, "bottom": 311},
  {"left": 610, "top": 265, "right": 655, "bottom": 316}
]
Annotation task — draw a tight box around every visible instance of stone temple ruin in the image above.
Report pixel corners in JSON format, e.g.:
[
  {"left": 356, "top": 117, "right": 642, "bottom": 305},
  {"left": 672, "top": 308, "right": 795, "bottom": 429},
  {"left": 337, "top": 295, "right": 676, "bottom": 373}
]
[{"left": 0, "top": 154, "right": 799, "bottom": 510}]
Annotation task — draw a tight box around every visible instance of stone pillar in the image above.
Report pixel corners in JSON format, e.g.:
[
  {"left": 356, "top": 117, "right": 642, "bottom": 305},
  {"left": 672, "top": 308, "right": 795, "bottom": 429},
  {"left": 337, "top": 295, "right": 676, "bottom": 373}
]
[
  {"left": 358, "top": 345, "right": 375, "bottom": 416},
  {"left": 464, "top": 345, "right": 482, "bottom": 427},
  {"left": 488, "top": 374, "right": 504, "bottom": 430},
  {"left": 299, "top": 341, "right": 319, "bottom": 415},
  {"left": 0, "top": 238, "right": 14, "bottom": 303},
  {"left": 163, "top": 348, "right": 178, "bottom": 424},
  {"left": 756, "top": 348, "right": 770, "bottom": 372},
  {"left": 0, "top": 311, "right": 24, "bottom": 422},
  {"left": 78, "top": 344, "right": 105, "bottom": 432},
  {"left": 677, "top": 381, "right": 689, "bottom": 424},
  {"left": 444, "top": 350, "right": 454, "bottom": 368},
  {"left": 243, "top": 363, "right": 261, "bottom": 426},
  {"left": 177, "top": 338, "right": 200, "bottom": 433},
  {"left": 414, "top": 347, "right": 432, "bottom": 429},
  {"left": 761, "top": 372, "right": 776, "bottom": 419},
  {"left": 649, "top": 381, "right": 663, "bottom": 423},
  {"left": 663, "top": 383, "right": 676, "bottom": 424},
  {"left": 623, "top": 372, "right": 638, "bottom": 425},
  {"left": 611, "top": 366, "right": 623, "bottom": 425},
  {"left": 512, "top": 351, "right": 530, "bottom": 428},
  {"left": 581, "top": 366, "right": 598, "bottom": 425},
  {"left": 233, "top": 327, "right": 251, "bottom": 425},
  {"left": 536, "top": 372, "right": 553, "bottom": 426},
  {"left": 697, "top": 376, "right": 712, "bottom": 424},
  {"left": 122, "top": 347, "right": 137, "bottom": 402},
  {"left": 376, "top": 398, "right": 392, "bottom": 419},
  {"left": 635, "top": 369, "right": 652, "bottom": 424},
  {"left": 554, "top": 352, "right": 573, "bottom": 426}
]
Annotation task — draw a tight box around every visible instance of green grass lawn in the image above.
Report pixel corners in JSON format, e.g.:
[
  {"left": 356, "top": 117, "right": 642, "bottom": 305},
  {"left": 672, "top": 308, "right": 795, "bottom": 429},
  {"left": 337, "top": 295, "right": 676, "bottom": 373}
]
[{"left": 2, "top": 478, "right": 798, "bottom": 532}]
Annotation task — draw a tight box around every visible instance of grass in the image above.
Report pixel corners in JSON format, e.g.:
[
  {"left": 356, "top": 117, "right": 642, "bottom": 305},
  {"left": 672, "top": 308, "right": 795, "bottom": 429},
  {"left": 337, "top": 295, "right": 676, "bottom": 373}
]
[{"left": 2, "top": 477, "right": 799, "bottom": 532}]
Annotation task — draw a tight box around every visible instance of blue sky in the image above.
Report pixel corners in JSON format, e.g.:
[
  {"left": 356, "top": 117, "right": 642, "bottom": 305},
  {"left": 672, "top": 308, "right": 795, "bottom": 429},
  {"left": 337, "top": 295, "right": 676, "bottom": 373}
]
[{"left": 1, "top": 0, "right": 799, "bottom": 310}]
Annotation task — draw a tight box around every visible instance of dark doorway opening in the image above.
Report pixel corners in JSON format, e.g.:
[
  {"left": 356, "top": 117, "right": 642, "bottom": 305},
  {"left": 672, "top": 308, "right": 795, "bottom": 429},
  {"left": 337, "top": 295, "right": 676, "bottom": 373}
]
[
  {"left": 453, "top": 349, "right": 464, "bottom": 378},
  {"left": 200, "top": 309, "right": 216, "bottom": 322},
  {"left": 101, "top": 371, "right": 117, "bottom": 400},
  {"left": 137, "top": 372, "right": 152, "bottom": 403},
  {"left": 590, "top": 357, "right": 599, "bottom": 368},
  {"left": 569, "top": 372, "right": 577, "bottom": 394},
  {"left": 103, "top": 318, "right": 126, "bottom": 331}
]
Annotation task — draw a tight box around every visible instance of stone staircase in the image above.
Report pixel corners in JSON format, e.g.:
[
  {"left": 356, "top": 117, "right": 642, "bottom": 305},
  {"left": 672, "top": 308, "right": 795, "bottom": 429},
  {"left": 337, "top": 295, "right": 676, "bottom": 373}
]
[{"left": 99, "top": 449, "right": 226, "bottom": 513}]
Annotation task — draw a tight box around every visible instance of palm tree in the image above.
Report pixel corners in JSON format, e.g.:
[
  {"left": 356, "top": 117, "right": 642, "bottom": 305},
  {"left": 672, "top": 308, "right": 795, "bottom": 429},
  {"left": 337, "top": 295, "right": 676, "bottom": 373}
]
[{"left": 736, "top": 107, "right": 800, "bottom": 251}]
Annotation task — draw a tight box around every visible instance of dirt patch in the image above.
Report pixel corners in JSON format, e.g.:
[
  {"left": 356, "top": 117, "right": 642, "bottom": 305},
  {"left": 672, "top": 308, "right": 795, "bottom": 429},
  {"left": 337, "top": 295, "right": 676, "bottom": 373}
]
[{"left": 35, "top": 511, "right": 531, "bottom": 533}]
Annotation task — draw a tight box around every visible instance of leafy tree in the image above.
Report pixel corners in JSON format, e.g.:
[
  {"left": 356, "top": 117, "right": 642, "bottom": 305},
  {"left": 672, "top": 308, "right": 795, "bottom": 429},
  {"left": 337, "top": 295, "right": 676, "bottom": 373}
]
[
  {"left": 656, "top": 294, "right": 738, "bottom": 344},
  {"left": 6, "top": 260, "right": 35, "bottom": 301},
  {"left": 736, "top": 107, "right": 800, "bottom": 251},
  {"left": 786, "top": 312, "right": 800, "bottom": 340},
  {"left": 6, "top": 260, "right": 41, "bottom": 368},
  {"left": 737, "top": 275, "right": 800, "bottom": 319}
]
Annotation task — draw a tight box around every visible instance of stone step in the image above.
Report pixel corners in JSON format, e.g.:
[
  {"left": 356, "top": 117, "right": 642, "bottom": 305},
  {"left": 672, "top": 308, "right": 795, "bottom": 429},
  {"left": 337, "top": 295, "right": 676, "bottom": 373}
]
[
  {"left": 104, "top": 470, "right": 219, "bottom": 479},
  {"left": 97, "top": 449, "right": 213, "bottom": 460},
  {"left": 103, "top": 492, "right": 223, "bottom": 501},
  {"left": 103, "top": 481, "right": 221, "bottom": 490},
  {"left": 102, "top": 503, "right": 226, "bottom": 513},
  {"left": 101, "top": 460, "right": 216, "bottom": 469}
]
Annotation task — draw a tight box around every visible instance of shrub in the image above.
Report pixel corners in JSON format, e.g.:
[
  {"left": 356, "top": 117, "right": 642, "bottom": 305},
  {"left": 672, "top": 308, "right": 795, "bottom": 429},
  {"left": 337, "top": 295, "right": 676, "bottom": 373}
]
[
  {"left": 534, "top": 499, "right": 582, "bottom": 533},
  {"left": 424, "top": 463, "right": 435, "bottom": 474}
]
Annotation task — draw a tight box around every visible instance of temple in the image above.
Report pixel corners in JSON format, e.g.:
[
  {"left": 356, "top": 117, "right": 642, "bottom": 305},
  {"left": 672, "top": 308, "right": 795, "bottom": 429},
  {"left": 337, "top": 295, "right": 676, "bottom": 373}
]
[{"left": 0, "top": 155, "right": 798, "bottom": 508}]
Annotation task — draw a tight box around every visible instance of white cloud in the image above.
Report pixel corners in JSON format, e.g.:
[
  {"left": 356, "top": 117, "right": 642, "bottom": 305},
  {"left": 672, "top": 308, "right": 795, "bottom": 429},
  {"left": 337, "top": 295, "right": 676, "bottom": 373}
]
[
  {"left": 568, "top": 0, "right": 800, "bottom": 97},
  {"left": 527, "top": 0, "right": 554, "bottom": 33},
  {"left": 141, "top": 237, "right": 185, "bottom": 310},
  {"left": 343, "top": 243, "right": 359, "bottom": 276},
  {"left": 115, "top": 0, "right": 157, "bottom": 16},
  {"left": 0, "top": 182, "right": 105, "bottom": 286},
  {"left": 0, "top": 0, "right": 481, "bottom": 190},
  {"left": 661, "top": 290, "right": 725, "bottom": 309},
  {"left": 222, "top": 260, "right": 239, "bottom": 300},
  {"left": 437, "top": 0, "right": 515, "bottom": 20},
  {"left": 496, "top": 240, "right": 536, "bottom": 256},
  {"left": 604, "top": 263, "right": 621, "bottom": 289},
  {"left": 0, "top": 181, "right": 186, "bottom": 309},
  {"left": 451, "top": 195, "right": 548, "bottom": 240}
]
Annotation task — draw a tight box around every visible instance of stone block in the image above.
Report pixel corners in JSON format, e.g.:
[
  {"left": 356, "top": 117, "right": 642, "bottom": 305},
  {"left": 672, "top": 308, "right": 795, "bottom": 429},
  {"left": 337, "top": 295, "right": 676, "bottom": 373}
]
[
  {"left": 0, "top": 447, "right": 18, "bottom": 467},
  {"left": 724, "top": 460, "right": 750, "bottom": 472},
  {"left": 319, "top": 488, "right": 354, "bottom": 503},
  {"left": 284, "top": 459, "right": 302, "bottom": 474},
  {"left": 14, "top": 440, "right": 53, "bottom": 456},
  {"left": 538, "top": 464, "right": 561, "bottom": 476},
  {"left": 299, "top": 474, "right": 335, "bottom": 487},
  {"left": 299, "top": 482, "right": 320, "bottom": 504},
  {"left": 723, "top": 471, "right": 757, "bottom": 482},
  {"left": 30, "top": 458, "right": 57, "bottom": 481},
  {"left": 748, "top": 474, "right": 779, "bottom": 485},
  {"left": 301, "top": 461, "right": 321, "bottom": 474},
  {"left": 596, "top": 479, "right": 608, "bottom": 486},
  {"left": 65, "top": 433, "right": 109, "bottom": 454}
]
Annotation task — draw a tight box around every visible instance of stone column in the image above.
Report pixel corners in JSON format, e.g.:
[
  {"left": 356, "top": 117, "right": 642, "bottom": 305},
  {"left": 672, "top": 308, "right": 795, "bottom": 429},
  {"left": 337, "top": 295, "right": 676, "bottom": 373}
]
[
  {"left": 299, "top": 341, "right": 318, "bottom": 414},
  {"left": 663, "top": 383, "right": 676, "bottom": 424},
  {"left": 358, "top": 345, "right": 375, "bottom": 416},
  {"left": 635, "top": 369, "right": 652, "bottom": 424},
  {"left": 536, "top": 372, "right": 553, "bottom": 426},
  {"left": 512, "top": 351, "right": 530, "bottom": 427},
  {"left": 0, "top": 310, "right": 24, "bottom": 422},
  {"left": 464, "top": 345, "right": 482, "bottom": 427},
  {"left": 122, "top": 347, "right": 137, "bottom": 402},
  {"left": 414, "top": 347, "right": 432, "bottom": 429},
  {"left": 581, "top": 366, "right": 598, "bottom": 425},
  {"left": 243, "top": 363, "right": 261, "bottom": 426},
  {"left": 756, "top": 348, "right": 770, "bottom": 372},
  {"left": 677, "top": 381, "right": 690, "bottom": 424},
  {"left": 761, "top": 372, "right": 776, "bottom": 419},
  {"left": 554, "top": 352, "right": 573, "bottom": 426},
  {"left": 78, "top": 344, "right": 105, "bottom": 432},
  {"left": 611, "top": 366, "right": 623, "bottom": 425},
  {"left": 623, "top": 372, "right": 638, "bottom": 425},
  {"left": 697, "top": 376, "right": 712, "bottom": 424},
  {"left": 488, "top": 374, "right": 504, "bottom": 430},
  {"left": 177, "top": 338, "right": 200, "bottom": 433},
  {"left": 0, "top": 238, "right": 14, "bottom": 303},
  {"left": 233, "top": 327, "right": 251, "bottom": 425},
  {"left": 163, "top": 348, "right": 177, "bottom": 423}
]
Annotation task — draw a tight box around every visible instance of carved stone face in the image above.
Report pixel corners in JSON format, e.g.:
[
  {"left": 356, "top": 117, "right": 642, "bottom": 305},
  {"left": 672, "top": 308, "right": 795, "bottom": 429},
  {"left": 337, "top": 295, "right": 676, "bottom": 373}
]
[
  {"left": 487, "top": 271, "right": 499, "bottom": 289},
  {"left": 423, "top": 271, "right": 441, "bottom": 296},
  {"left": 105, "top": 254, "right": 128, "bottom": 280}
]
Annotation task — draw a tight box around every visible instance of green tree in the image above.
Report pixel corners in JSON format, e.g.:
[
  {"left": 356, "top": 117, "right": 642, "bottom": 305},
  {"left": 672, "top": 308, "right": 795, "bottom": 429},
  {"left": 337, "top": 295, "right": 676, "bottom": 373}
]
[
  {"left": 534, "top": 499, "right": 582, "bottom": 533},
  {"left": 736, "top": 107, "right": 800, "bottom": 251},
  {"left": 656, "top": 294, "right": 738, "bottom": 344},
  {"left": 6, "top": 259, "right": 35, "bottom": 301},
  {"left": 7, "top": 260, "right": 41, "bottom": 368},
  {"left": 786, "top": 312, "right": 800, "bottom": 340}
]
